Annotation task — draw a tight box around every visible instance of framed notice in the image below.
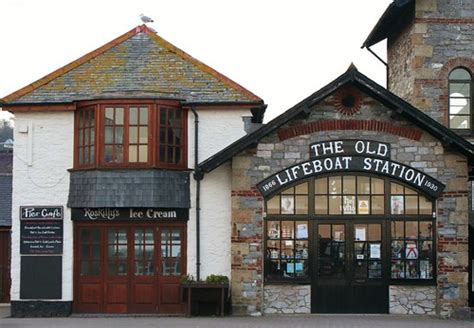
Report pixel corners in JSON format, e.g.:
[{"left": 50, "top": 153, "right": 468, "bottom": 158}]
[
  {"left": 281, "top": 196, "right": 294, "bottom": 214},
  {"left": 20, "top": 206, "right": 63, "bottom": 255},
  {"left": 358, "top": 199, "right": 370, "bottom": 215},
  {"left": 391, "top": 196, "right": 404, "bottom": 214}
]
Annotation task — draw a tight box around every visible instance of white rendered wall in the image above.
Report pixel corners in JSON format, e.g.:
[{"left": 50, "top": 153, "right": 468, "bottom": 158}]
[
  {"left": 187, "top": 107, "right": 251, "bottom": 168},
  {"left": 187, "top": 162, "right": 232, "bottom": 279},
  {"left": 11, "top": 111, "right": 74, "bottom": 301}
]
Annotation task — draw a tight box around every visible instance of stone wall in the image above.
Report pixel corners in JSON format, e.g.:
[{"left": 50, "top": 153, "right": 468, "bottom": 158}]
[
  {"left": 263, "top": 285, "right": 310, "bottom": 314},
  {"left": 389, "top": 285, "right": 436, "bottom": 315},
  {"left": 230, "top": 88, "right": 469, "bottom": 316},
  {"left": 388, "top": 0, "right": 474, "bottom": 126}
]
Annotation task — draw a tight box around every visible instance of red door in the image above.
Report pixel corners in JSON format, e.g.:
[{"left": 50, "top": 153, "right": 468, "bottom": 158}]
[
  {"left": 0, "top": 230, "right": 10, "bottom": 303},
  {"left": 158, "top": 226, "right": 186, "bottom": 313},
  {"left": 74, "top": 223, "right": 186, "bottom": 314}
]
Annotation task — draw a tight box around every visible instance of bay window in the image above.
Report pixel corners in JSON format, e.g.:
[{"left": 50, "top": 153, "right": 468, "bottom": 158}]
[{"left": 74, "top": 101, "right": 186, "bottom": 169}]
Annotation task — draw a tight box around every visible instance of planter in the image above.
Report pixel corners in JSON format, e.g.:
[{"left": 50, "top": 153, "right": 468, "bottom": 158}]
[{"left": 181, "top": 283, "right": 229, "bottom": 316}]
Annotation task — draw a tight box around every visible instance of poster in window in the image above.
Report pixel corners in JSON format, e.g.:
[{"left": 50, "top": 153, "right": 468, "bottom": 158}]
[
  {"left": 358, "top": 199, "right": 370, "bottom": 215},
  {"left": 296, "top": 223, "right": 308, "bottom": 239},
  {"left": 355, "top": 227, "right": 366, "bottom": 241},
  {"left": 281, "top": 196, "right": 295, "bottom": 214},
  {"left": 286, "top": 262, "right": 295, "bottom": 274},
  {"left": 343, "top": 196, "right": 356, "bottom": 214},
  {"left": 406, "top": 260, "right": 418, "bottom": 279},
  {"left": 391, "top": 240, "right": 403, "bottom": 259},
  {"left": 268, "top": 222, "right": 280, "bottom": 239},
  {"left": 420, "top": 260, "right": 432, "bottom": 279},
  {"left": 369, "top": 243, "right": 381, "bottom": 259},
  {"left": 391, "top": 196, "right": 404, "bottom": 214},
  {"left": 405, "top": 242, "right": 418, "bottom": 259},
  {"left": 391, "top": 260, "right": 404, "bottom": 279}
]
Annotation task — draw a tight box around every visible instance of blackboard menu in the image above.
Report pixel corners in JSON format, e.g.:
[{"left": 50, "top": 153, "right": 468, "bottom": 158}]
[{"left": 20, "top": 206, "right": 63, "bottom": 255}]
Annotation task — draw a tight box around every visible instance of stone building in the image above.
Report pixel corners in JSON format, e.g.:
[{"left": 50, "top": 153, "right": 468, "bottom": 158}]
[
  {"left": 1, "top": 0, "right": 473, "bottom": 319},
  {"left": 197, "top": 0, "right": 473, "bottom": 318}
]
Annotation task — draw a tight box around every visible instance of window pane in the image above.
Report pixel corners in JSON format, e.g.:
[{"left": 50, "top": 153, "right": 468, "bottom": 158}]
[
  {"left": 368, "top": 224, "right": 381, "bottom": 240},
  {"left": 115, "top": 145, "right": 124, "bottom": 162},
  {"left": 449, "top": 68, "right": 471, "bottom": 80},
  {"left": 138, "top": 145, "right": 148, "bottom": 163},
  {"left": 267, "top": 240, "right": 280, "bottom": 259},
  {"left": 343, "top": 195, "right": 356, "bottom": 215},
  {"left": 267, "top": 221, "right": 280, "bottom": 239},
  {"left": 419, "top": 222, "right": 433, "bottom": 240},
  {"left": 357, "top": 196, "right": 370, "bottom": 215},
  {"left": 343, "top": 176, "right": 356, "bottom": 194},
  {"left": 319, "top": 225, "right": 330, "bottom": 239},
  {"left": 450, "top": 83, "right": 470, "bottom": 98},
  {"left": 281, "top": 195, "right": 295, "bottom": 214},
  {"left": 405, "top": 196, "right": 418, "bottom": 214},
  {"left": 105, "top": 107, "right": 114, "bottom": 124},
  {"left": 329, "top": 196, "right": 342, "bottom": 214},
  {"left": 371, "top": 178, "right": 384, "bottom": 194},
  {"left": 139, "top": 107, "right": 148, "bottom": 125},
  {"left": 358, "top": 177, "right": 370, "bottom": 194},
  {"left": 450, "top": 98, "right": 470, "bottom": 115},
  {"left": 329, "top": 177, "right": 341, "bottom": 194},
  {"left": 295, "top": 222, "right": 308, "bottom": 239},
  {"left": 450, "top": 115, "right": 470, "bottom": 129},
  {"left": 281, "top": 221, "right": 294, "bottom": 239},
  {"left": 315, "top": 196, "right": 328, "bottom": 214},
  {"left": 295, "top": 182, "right": 308, "bottom": 194},
  {"left": 405, "top": 222, "right": 418, "bottom": 239},
  {"left": 129, "top": 127, "right": 138, "bottom": 143},
  {"left": 139, "top": 127, "right": 148, "bottom": 144},
  {"left": 115, "top": 127, "right": 124, "bottom": 144},
  {"left": 391, "top": 196, "right": 404, "bottom": 214},
  {"left": 371, "top": 196, "right": 384, "bottom": 214},
  {"left": 315, "top": 178, "right": 327, "bottom": 194},
  {"left": 391, "top": 183, "right": 404, "bottom": 194},
  {"left": 295, "top": 195, "right": 308, "bottom": 214},
  {"left": 105, "top": 127, "right": 114, "bottom": 144},
  {"left": 115, "top": 107, "right": 124, "bottom": 125},
  {"left": 267, "top": 196, "right": 280, "bottom": 214},
  {"left": 281, "top": 187, "right": 294, "bottom": 195},
  {"left": 130, "top": 107, "right": 138, "bottom": 125},
  {"left": 104, "top": 145, "right": 113, "bottom": 163},
  {"left": 392, "top": 221, "right": 404, "bottom": 239},
  {"left": 129, "top": 146, "right": 138, "bottom": 163},
  {"left": 281, "top": 240, "right": 294, "bottom": 259}
]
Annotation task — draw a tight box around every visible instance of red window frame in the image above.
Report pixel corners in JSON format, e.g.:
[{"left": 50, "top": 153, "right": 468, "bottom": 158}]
[{"left": 74, "top": 100, "right": 187, "bottom": 170}]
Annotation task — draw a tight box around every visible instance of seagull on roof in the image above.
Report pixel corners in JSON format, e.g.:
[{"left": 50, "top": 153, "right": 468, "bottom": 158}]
[{"left": 140, "top": 14, "right": 154, "bottom": 23}]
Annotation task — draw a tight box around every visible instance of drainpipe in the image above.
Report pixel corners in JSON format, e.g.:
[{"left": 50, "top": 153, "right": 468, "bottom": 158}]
[
  {"left": 191, "top": 107, "right": 203, "bottom": 281},
  {"left": 364, "top": 46, "right": 389, "bottom": 88}
]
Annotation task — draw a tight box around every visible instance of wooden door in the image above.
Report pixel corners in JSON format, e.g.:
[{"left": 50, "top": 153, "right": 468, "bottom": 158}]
[
  {"left": 0, "top": 230, "right": 10, "bottom": 303},
  {"left": 105, "top": 228, "right": 129, "bottom": 313},
  {"left": 157, "top": 226, "right": 186, "bottom": 314},
  {"left": 75, "top": 228, "right": 103, "bottom": 312},
  {"left": 312, "top": 221, "right": 388, "bottom": 313},
  {"left": 130, "top": 227, "right": 157, "bottom": 313}
]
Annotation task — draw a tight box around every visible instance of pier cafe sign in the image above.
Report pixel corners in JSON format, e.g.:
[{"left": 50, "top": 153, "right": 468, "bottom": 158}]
[{"left": 257, "top": 139, "right": 445, "bottom": 198}]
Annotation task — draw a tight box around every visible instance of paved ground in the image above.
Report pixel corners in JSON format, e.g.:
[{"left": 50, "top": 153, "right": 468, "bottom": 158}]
[{"left": 0, "top": 306, "right": 472, "bottom": 328}]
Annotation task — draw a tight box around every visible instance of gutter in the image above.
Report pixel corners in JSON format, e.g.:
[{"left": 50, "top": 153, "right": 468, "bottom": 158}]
[{"left": 191, "top": 107, "right": 203, "bottom": 281}]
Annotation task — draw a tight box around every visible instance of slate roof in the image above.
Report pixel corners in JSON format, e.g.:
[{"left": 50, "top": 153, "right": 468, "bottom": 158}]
[
  {"left": 0, "top": 153, "right": 12, "bottom": 227},
  {"left": 68, "top": 169, "right": 190, "bottom": 208},
  {"left": 3, "top": 25, "right": 262, "bottom": 105},
  {"left": 198, "top": 65, "right": 474, "bottom": 174},
  {"left": 362, "top": 0, "right": 415, "bottom": 48}
]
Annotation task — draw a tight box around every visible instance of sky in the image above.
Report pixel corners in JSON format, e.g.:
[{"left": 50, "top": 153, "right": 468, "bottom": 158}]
[{"left": 0, "top": 0, "right": 391, "bottom": 123}]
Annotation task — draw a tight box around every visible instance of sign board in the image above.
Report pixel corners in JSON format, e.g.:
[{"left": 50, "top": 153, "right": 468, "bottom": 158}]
[
  {"left": 71, "top": 208, "right": 189, "bottom": 221},
  {"left": 20, "top": 206, "right": 63, "bottom": 255},
  {"left": 258, "top": 139, "right": 446, "bottom": 199},
  {"left": 310, "top": 140, "right": 390, "bottom": 159}
]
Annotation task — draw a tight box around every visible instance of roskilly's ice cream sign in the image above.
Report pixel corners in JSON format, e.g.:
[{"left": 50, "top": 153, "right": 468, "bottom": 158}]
[{"left": 257, "top": 139, "right": 445, "bottom": 198}]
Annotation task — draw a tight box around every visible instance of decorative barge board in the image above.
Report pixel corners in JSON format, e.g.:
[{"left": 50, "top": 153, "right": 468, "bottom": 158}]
[{"left": 198, "top": 66, "right": 474, "bottom": 317}]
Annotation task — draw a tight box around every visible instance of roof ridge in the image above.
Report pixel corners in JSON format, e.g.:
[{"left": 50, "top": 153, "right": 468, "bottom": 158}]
[
  {"left": 2, "top": 25, "right": 146, "bottom": 103},
  {"left": 143, "top": 28, "right": 262, "bottom": 103}
]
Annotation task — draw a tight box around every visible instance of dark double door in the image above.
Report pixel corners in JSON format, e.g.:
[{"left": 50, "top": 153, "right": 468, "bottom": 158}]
[
  {"left": 74, "top": 223, "right": 186, "bottom": 314},
  {"left": 312, "top": 221, "right": 388, "bottom": 313},
  {"left": 0, "top": 230, "right": 10, "bottom": 303}
]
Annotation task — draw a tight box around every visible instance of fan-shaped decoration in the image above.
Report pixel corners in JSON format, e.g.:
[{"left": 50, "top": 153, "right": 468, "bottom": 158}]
[{"left": 334, "top": 87, "right": 362, "bottom": 115}]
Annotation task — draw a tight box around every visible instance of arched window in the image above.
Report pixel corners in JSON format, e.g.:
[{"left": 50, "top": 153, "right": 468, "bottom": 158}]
[
  {"left": 449, "top": 67, "right": 472, "bottom": 130},
  {"left": 264, "top": 174, "right": 435, "bottom": 283}
]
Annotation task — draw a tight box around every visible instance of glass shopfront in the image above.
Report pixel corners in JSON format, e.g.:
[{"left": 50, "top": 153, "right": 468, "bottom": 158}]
[{"left": 264, "top": 174, "right": 435, "bottom": 313}]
